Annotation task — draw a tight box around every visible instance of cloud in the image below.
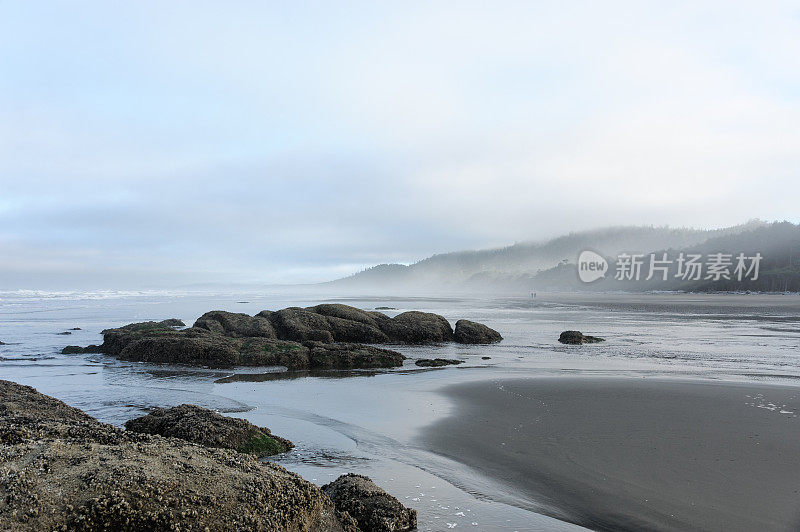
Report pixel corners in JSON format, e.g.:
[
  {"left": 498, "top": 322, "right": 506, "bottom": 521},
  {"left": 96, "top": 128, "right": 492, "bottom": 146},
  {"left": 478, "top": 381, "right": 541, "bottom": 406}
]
[{"left": 0, "top": 1, "right": 798, "bottom": 287}]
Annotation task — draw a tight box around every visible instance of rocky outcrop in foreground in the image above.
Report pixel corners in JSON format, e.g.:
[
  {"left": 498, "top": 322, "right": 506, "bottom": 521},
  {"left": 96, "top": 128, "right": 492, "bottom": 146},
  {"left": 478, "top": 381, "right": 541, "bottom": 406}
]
[
  {"left": 0, "top": 380, "right": 417, "bottom": 531},
  {"left": 558, "top": 330, "right": 606, "bottom": 344},
  {"left": 63, "top": 304, "right": 502, "bottom": 369},
  {"left": 0, "top": 380, "right": 349, "bottom": 531},
  {"left": 125, "top": 404, "right": 293, "bottom": 457},
  {"left": 323, "top": 474, "right": 417, "bottom": 532}
]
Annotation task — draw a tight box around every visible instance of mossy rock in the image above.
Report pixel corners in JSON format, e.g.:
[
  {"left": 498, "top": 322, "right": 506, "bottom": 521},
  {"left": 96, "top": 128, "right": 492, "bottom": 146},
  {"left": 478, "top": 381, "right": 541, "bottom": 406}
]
[
  {"left": 125, "top": 404, "right": 293, "bottom": 458},
  {"left": 239, "top": 429, "right": 293, "bottom": 456}
]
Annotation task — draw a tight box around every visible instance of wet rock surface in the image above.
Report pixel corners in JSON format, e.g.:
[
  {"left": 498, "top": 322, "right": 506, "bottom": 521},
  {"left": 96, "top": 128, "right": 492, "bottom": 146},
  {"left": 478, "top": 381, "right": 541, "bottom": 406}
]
[
  {"left": 323, "top": 474, "right": 417, "bottom": 532},
  {"left": 194, "top": 311, "right": 275, "bottom": 338},
  {"left": 454, "top": 319, "right": 502, "bottom": 344},
  {"left": 124, "top": 404, "right": 293, "bottom": 457},
  {"left": 558, "top": 330, "right": 606, "bottom": 344},
  {"left": 0, "top": 380, "right": 351, "bottom": 531},
  {"left": 61, "top": 304, "right": 500, "bottom": 368},
  {"left": 265, "top": 306, "right": 390, "bottom": 344},
  {"left": 415, "top": 358, "right": 464, "bottom": 367},
  {"left": 305, "top": 342, "right": 405, "bottom": 369},
  {"left": 60, "top": 321, "right": 383, "bottom": 370},
  {"left": 62, "top": 344, "right": 103, "bottom": 355},
  {"left": 389, "top": 311, "right": 454, "bottom": 344}
]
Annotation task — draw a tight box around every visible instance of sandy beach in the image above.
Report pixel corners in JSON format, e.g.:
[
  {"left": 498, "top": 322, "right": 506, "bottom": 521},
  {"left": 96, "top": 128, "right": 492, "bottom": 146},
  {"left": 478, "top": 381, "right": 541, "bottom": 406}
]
[{"left": 421, "top": 377, "right": 800, "bottom": 531}]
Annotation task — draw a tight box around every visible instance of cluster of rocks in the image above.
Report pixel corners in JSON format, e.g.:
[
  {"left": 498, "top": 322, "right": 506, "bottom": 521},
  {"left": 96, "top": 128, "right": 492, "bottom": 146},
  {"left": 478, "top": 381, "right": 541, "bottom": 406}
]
[
  {"left": 558, "top": 330, "right": 606, "bottom": 344},
  {"left": 0, "top": 380, "right": 417, "bottom": 531},
  {"left": 62, "top": 304, "right": 503, "bottom": 369}
]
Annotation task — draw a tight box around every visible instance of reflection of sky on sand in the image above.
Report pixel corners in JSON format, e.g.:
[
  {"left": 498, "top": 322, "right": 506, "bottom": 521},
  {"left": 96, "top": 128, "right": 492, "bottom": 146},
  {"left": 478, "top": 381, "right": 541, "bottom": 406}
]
[{"left": 238, "top": 369, "right": 582, "bottom": 530}]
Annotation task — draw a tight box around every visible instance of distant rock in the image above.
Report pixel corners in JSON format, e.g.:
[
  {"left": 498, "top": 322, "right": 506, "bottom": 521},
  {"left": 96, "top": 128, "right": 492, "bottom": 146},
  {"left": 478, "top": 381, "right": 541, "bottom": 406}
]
[
  {"left": 375, "top": 306, "right": 396, "bottom": 310},
  {"left": 415, "top": 358, "right": 464, "bottom": 367},
  {"left": 454, "top": 319, "right": 502, "bottom": 344},
  {"left": 69, "top": 327, "right": 82, "bottom": 331},
  {"left": 388, "top": 311, "right": 454, "bottom": 344},
  {"left": 111, "top": 332, "right": 307, "bottom": 368},
  {"left": 61, "top": 344, "right": 103, "bottom": 354},
  {"left": 305, "top": 341, "right": 405, "bottom": 369},
  {"left": 124, "top": 404, "right": 293, "bottom": 457},
  {"left": 57, "top": 331, "right": 71, "bottom": 335},
  {"left": 323, "top": 473, "right": 417, "bottom": 532},
  {"left": 558, "top": 330, "right": 606, "bottom": 344},
  {"left": 263, "top": 304, "right": 492, "bottom": 345},
  {"left": 308, "top": 303, "right": 384, "bottom": 326},
  {"left": 103, "top": 319, "right": 185, "bottom": 336},
  {"left": 114, "top": 330, "right": 241, "bottom": 366},
  {"left": 482, "top": 356, "right": 492, "bottom": 359},
  {"left": 194, "top": 311, "right": 274, "bottom": 337},
  {"left": 62, "top": 345, "right": 85, "bottom": 354},
  {"left": 266, "top": 306, "right": 390, "bottom": 344},
  {"left": 0, "top": 380, "right": 351, "bottom": 531}
]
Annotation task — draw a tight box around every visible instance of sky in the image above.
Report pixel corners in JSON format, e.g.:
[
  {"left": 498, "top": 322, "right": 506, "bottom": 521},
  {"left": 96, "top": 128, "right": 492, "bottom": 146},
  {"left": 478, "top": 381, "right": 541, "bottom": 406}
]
[{"left": 1, "top": 1, "right": 799, "bottom": 288}]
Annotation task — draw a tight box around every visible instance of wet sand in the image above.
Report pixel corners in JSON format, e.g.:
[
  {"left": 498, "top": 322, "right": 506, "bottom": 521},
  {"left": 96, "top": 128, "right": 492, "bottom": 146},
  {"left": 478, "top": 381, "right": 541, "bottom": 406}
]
[{"left": 421, "top": 377, "right": 800, "bottom": 531}]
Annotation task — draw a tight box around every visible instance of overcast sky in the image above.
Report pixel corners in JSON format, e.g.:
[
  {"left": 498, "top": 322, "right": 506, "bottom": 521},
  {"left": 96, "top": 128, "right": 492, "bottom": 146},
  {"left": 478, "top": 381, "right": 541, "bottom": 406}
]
[{"left": 2, "top": 2, "right": 799, "bottom": 288}]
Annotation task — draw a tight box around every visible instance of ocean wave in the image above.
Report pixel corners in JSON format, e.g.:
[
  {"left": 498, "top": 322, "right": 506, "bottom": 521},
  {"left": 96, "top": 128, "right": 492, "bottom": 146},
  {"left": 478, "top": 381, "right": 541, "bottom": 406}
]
[{"left": 0, "top": 289, "right": 193, "bottom": 301}]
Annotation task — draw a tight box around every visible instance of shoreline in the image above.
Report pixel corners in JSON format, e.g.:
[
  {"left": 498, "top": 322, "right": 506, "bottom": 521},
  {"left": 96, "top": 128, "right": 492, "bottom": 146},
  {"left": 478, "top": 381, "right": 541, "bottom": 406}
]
[
  {"left": 218, "top": 367, "right": 585, "bottom": 530},
  {"left": 420, "top": 375, "right": 800, "bottom": 531}
]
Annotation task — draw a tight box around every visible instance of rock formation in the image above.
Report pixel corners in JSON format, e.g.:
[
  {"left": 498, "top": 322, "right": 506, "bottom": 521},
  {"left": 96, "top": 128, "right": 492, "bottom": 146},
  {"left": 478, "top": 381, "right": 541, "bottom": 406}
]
[
  {"left": 415, "top": 358, "right": 464, "bottom": 367},
  {"left": 124, "top": 404, "right": 293, "bottom": 457},
  {"left": 454, "top": 319, "right": 503, "bottom": 344},
  {"left": 0, "top": 380, "right": 353, "bottom": 531},
  {"left": 323, "top": 474, "right": 417, "bottom": 532},
  {"left": 558, "top": 330, "right": 606, "bottom": 344},
  {"left": 61, "top": 304, "right": 502, "bottom": 369}
]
